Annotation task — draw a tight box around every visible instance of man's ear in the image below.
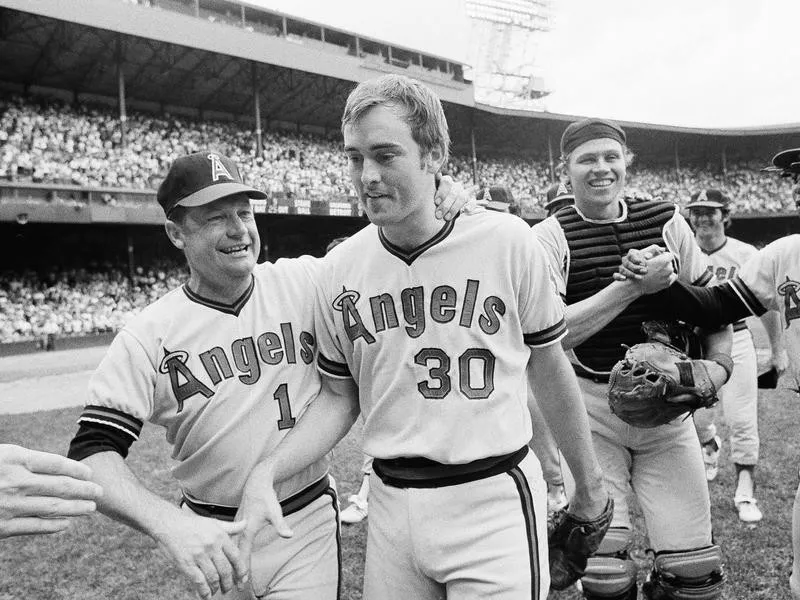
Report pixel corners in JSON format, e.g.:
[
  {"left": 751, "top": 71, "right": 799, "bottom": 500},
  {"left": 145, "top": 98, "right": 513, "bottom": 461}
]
[
  {"left": 424, "top": 147, "right": 445, "bottom": 174},
  {"left": 165, "top": 219, "right": 185, "bottom": 250}
]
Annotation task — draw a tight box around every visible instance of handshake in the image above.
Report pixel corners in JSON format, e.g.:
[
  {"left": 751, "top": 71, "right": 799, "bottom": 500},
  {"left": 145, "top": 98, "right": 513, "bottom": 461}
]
[{"left": 613, "top": 244, "right": 679, "bottom": 294}]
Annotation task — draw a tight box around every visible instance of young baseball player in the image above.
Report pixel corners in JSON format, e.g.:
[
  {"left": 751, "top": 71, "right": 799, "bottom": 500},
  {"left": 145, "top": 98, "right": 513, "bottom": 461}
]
[
  {"left": 235, "top": 75, "right": 613, "bottom": 600},
  {"left": 65, "top": 151, "right": 472, "bottom": 600},
  {"left": 686, "top": 189, "right": 787, "bottom": 522},
  {"left": 532, "top": 118, "right": 734, "bottom": 600},
  {"left": 0, "top": 444, "right": 102, "bottom": 538}
]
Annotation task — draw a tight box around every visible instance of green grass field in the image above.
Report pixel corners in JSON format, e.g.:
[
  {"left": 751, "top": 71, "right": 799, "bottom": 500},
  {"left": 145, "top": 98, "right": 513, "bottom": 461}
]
[{"left": 1, "top": 374, "right": 798, "bottom": 598}]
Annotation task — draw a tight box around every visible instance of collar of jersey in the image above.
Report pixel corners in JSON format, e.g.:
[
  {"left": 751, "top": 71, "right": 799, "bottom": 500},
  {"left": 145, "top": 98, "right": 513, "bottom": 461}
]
[
  {"left": 182, "top": 275, "right": 255, "bottom": 316},
  {"left": 572, "top": 199, "right": 628, "bottom": 224},
  {"left": 701, "top": 237, "right": 728, "bottom": 256},
  {"left": 378, "top": 217, "right": 456, "bottom": 265}
]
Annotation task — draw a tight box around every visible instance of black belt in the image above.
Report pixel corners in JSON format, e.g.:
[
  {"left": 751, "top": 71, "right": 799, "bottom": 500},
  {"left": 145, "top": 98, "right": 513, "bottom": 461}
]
[
  {"left": 373, "top": 446, "right": 528, "bottom": 489},
  {"left": 181, "top": 476, "right": 330, "bottom": 522}
]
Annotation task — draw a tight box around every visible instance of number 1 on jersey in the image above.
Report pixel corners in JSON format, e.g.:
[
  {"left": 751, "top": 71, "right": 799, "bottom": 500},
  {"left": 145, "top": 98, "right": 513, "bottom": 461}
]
[{"left": 274, "top": 383, "right": 296, "bottom": 430}]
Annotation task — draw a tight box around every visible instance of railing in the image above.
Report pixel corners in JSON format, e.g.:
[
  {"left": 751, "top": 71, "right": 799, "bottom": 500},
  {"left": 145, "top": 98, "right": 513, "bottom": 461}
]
[{"left": 0, "top": 182, "right": 362, "bottom": 223}]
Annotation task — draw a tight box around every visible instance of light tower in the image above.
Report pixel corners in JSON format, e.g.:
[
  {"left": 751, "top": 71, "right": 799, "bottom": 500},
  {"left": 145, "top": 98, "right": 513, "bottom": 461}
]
[{"left": 465, "top": 0, "right": 552, "bottom": 109}]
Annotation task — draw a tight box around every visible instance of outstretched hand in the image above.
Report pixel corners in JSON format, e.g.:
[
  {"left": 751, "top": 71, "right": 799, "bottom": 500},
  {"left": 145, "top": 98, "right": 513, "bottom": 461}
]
[{"left": 0, "top": 444, "right": 103, "bottom": 538}]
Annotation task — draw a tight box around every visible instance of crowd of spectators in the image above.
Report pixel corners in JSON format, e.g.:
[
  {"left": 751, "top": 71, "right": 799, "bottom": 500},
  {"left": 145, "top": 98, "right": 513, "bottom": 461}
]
[
  {"left": 1, "top": 94, "right": 796, "bottom": 214},
  {"left": 1, "top": 94, "right": 798, "bottom": 344},
  {"left": 0, "top": 263, "right": 185, "bottom": 345}
]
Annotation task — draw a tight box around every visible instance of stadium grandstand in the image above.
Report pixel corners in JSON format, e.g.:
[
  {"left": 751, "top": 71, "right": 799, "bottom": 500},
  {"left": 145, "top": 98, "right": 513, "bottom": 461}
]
[{"left": 1, "top": 0, "right": 799, "bottom": 347}]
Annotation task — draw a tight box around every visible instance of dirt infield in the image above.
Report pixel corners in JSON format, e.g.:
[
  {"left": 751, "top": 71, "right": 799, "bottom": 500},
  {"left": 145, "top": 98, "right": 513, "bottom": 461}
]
[{"left": 0, "top": 345, "right": 108, "bottom": 414}]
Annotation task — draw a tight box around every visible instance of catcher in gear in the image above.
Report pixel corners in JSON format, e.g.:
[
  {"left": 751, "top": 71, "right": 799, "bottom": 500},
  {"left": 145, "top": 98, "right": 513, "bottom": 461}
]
[
  {"left": 533, "top": 118, "right": 733, "bottom": 600},
  {"left": 608, "top": 321, "right": 732, "bottom": 429}
]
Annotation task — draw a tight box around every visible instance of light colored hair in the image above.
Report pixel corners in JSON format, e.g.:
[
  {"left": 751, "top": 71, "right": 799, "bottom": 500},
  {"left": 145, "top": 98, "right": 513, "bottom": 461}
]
[{"left": 342, "top": 74, "right": 450, "bottom": 166}]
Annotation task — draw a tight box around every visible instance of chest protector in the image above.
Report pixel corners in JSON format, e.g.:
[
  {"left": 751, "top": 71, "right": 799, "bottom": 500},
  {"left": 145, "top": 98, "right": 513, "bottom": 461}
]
[{"left": 556, "top": 200, "right": 678, "bottom": 374}]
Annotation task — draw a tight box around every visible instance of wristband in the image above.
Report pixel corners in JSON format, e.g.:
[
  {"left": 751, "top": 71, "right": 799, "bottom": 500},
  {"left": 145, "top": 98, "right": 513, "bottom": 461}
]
[{"left": 707, "top": 353, "right": 734, "bottom": 382}]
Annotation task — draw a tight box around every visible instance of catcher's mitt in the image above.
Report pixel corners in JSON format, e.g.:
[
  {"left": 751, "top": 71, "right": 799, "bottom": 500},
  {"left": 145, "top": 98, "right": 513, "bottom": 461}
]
[
  {"left": 549, "top": 497, "right": 614, "bottom": 591},
  {"left": 607, "top": 341, "right": 719, "bottom": 428}
]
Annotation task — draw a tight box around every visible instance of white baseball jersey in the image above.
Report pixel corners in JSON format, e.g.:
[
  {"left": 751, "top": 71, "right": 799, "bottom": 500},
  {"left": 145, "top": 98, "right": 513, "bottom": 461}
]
[
  {"left": 700, "top": 236, "right": 757, "bottom": 288},
  {"left": 79, "top": 256, "right": 327, "bottom": 507},
  {"left": 314, "top": 211, "right": 567, "bottom": 464},
  {"left": 729, "top": 234, "right": 800, "bottom": 391}
]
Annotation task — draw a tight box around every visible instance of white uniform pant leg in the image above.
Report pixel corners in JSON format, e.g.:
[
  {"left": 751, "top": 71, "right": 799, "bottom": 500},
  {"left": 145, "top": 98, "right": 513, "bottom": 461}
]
[
  {"left": 213, "top": 478, "right": 341, "bottom": 600},
  {"left": 628, "top": 417, "right": 713, "bottom": 551},
  {"left": 580, "top": 378, "right": 712, "bottom": 551},
  {"left": 720, "top": 330, "right": 759, "bottom": 466},
  {"left": 363, "top": 452, "right": 549, "bottom": 600},
  {"left": 580, "top": 378, "right": 635, "bottom": 531}
]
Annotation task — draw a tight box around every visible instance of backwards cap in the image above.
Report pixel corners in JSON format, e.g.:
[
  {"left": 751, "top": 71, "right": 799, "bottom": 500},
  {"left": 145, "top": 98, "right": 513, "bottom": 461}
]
[
  {"left": 157, "top": 151, "right": 266, "bottom": 216},
  {"left": 561, "top": 118, "right": 626, "bottom": 157}
]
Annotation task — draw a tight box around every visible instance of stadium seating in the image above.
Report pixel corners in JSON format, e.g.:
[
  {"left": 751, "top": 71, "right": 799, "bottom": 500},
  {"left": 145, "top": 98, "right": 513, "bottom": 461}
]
[{"left": 1, "top": 94, "right": 795, "bottom": 216}]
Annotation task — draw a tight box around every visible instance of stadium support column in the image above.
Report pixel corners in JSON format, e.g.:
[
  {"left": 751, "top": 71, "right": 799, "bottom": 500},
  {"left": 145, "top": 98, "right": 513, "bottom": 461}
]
[
  {"left": 546, "top": 127, "right": 555, "bottom": 182},
  {"left": 126, "top": 228, "right": 135, "bottom": 284},
  {"left": 116, "top": 37, "right": 127, "bottom": 149},
  {"left": 252, "top": 63, "right": 262, "bottom": 158},
  {"left": 674, "top": 140, "right": 681, "bottom": 179},
  {"left": 721, "top": 146, "right": 728, "bottom": 181},
  {"left": 470, "top": 125, "right": 478, "bottom": 184}
]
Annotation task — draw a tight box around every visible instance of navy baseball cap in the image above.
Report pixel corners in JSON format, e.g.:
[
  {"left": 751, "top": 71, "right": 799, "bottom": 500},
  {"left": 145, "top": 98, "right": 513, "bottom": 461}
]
[
  {"left": 157, "top": 151, "right": 266, "bottom": 216},
  {"left": 544, "top": 181, "right": 574, "bottom": 212},
  {"left": 762, "top": 148, "right": 800, "bottom": 181},
  {"left": 686, "top": 189, "right": 731, "bottom": 210}
]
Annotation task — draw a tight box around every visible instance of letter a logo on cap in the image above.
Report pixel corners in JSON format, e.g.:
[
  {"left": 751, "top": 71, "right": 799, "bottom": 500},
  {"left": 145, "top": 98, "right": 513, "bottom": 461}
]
[
  {"left": 697, "top": 190, "right": 708, "bottom": 203},
  {"left": 557, "top": 182, "right": 569, "bottom": 196},
  {"left": 208, "top": 153, "right": 234, "bottom": 182}
]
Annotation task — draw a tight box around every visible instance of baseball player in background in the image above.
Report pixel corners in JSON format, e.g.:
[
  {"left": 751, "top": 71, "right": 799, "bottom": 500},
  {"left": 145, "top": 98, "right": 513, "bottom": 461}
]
[
  {"left": 0, "top": 444, "right": 102, "bottom": 539},
  {"left": 532, "top": 118, "right": 734, "bottom": 600},
  {"left": 235, "top": 74, "right": 611, "bottom": 600},
  {"left": 65, "top": 150, "right": 475, "bottom": 600},
  {"left": 686, "top": 189, "right": 787, "bottom": 523}
]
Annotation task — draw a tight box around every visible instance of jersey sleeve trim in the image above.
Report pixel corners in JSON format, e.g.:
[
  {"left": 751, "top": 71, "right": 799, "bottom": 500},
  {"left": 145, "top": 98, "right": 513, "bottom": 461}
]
[
  {"left": 523, "top": 317, "right": 568, "bottom": 347},
  {"left": 78, "top": 405, "right": 144, "bottom": 440},
  {"left": 692, "top": 270, "right": 713, "bottom": 286},
  {"left": 728, "top": 277, "right": 768, "bottom": 317},
  {"left": 317, "top": 352, "right": 353, "bottom": 379}
]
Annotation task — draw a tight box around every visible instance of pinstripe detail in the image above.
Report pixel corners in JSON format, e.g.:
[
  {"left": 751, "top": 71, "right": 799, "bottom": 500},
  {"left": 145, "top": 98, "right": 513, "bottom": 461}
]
[
  {"left": 317, "top": 353, "right": 352, "bottom": 378},
  {"left": 692, "top": 269, "right": 714, "bottom": 286},
  {"left": 728, "top": 277, "right": 767, "bottom": 316},
  {"left": 323, "top": 485, "right": 342, "bottom": 600},
  {"left": 78, "top": 405, "right": 142, "bottom": 440},
  {"left": 524, "top": 317, "right": 567, "bottom": 347},
  {"left": 182, "top": 276, "right": 254, "bottom": 316},
  {"left": 508, "top": 466, "right": 541, "bottom": 600},
  {"left": 378, "top": 219, "right": 456, "bottom": 265}
]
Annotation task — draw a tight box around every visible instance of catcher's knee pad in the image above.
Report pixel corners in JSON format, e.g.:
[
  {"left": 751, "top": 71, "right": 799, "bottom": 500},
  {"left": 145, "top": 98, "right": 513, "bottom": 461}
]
[
  {"left": 581, "top": 528, "right": 637, "bottom": 600},
  {"left": 642, "top": 545, "right": 725, "bottom": 600}
]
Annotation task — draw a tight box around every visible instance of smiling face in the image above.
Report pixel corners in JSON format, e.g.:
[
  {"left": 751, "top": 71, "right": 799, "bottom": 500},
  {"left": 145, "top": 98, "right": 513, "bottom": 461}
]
[
  {"left": 688, "top": 206, "right": 727, "bottom": 235},
  {"left": 166, "top": 193, "right": 259, "bottom": 301},
  {"left": 343, "top": 104, "right": 441, "bottom": 232},
  {"left": 565, "top": 138, "right": 627, "bottom": 219}
]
